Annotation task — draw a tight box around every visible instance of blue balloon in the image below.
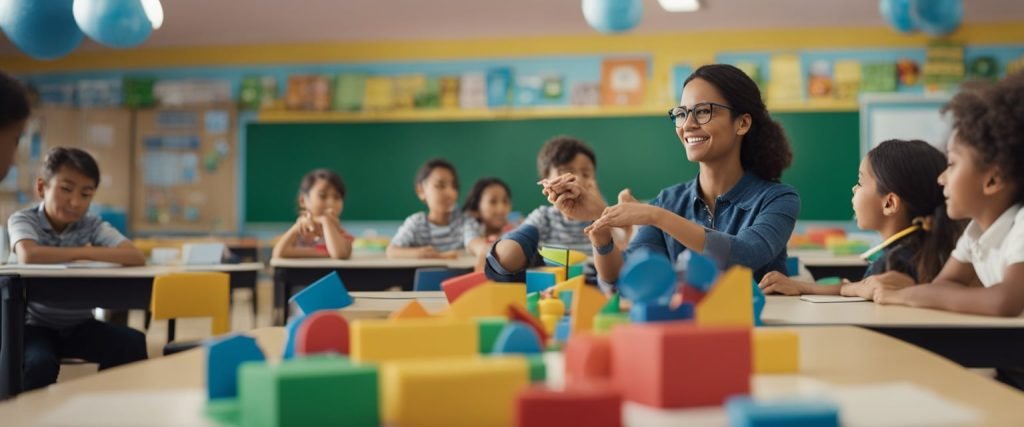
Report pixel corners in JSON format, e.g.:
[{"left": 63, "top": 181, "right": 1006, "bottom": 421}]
[
  {"left": 879, "top": 0, "right": 916, "bottom": 33},
  {"left": 913, "top": 0, "right": 962, "bottom": 35},
  {"left": 0, "top": 0, "right": 84, "bottom": 60},
  {"left": 73, "top": 0, "right": 152, "bottom": 49},
  {"left": 582, "top": 0, "right": 642, "bottom": 34}
]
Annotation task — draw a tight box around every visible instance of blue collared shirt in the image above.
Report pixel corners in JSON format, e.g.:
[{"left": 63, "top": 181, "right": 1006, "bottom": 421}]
[{"left": 623, "top": 172, "right": 800, "bottom": 283}]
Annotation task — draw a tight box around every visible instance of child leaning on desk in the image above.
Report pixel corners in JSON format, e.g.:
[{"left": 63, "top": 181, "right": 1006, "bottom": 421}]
[{"left": 7, "top": 147, "right": 148, "bottom": 391}]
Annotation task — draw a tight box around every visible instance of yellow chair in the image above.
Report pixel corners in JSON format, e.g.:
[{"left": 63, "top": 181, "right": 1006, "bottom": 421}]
[{"left": 150, "top": 272, "right": 231, "bottom": 355}]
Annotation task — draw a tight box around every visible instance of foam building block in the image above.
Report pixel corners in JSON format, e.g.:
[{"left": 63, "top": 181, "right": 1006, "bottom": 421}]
[
  {"left": 296, "top": 311, "right": 349, "bottom": 356},
  {"left": 539, "top": 246, "right": 588, "bottom": 266},
  {"left": 541, "top": 314, "right": 560, "bottom": 335},
  {"left": 753, "top": 280, "right": 766, "bottom": 327},
  {"left": 601, "top": 293, "right": 621, "bottom": 314},
  {"left": 611, "top": 323, "right": 751, "bottom": 408},
  {"left": 289, "top": 271, "right": 353, "bottom": 314},
  {"left": 696, "top": 266, "right": 754, "bottom": 327},
  {"left": 684, "top": 251, "right": 719, "bottom": 292},
  {"left": 281, "top": 313, "right": 308, "bottom": 360},
  {"left": 381, "top": 356, "right": 529, "bottom": 427},
  {"left": 239, "top": 355, "right": 378, "bottom": 427},
  {"left": 568, "top": 263, "right": 585, "bottom": 279},
  {"left": 753, "top": 330, "right": 800, "bottom": 374},
  {"left": 570, "top": 283, "right": 607, "bottom": 334},
  {"left": 536, "top": 266, "right": 567, "bottom": 284},
  {"left": 725, "top": 396, "right": 839, "bottom": 427},
  {"left": 593, "top": 313, "right": 630, "bottom": 333},
  {"left": 554, "top": 317, "right": 571, "bottom": 343},
  {"left": 628, "top": 302, "right": 693, "bottom": 323},
  {"left": 786, "top": 257, "right": 800, "bottom": 277},
  {"left": 527, "top": 292, "right": 541, "bottom": 317},
  {"left": 552, "top": 275, "right": 583, "bottom": 294},
  {"left": 389, "top": 299, "right": 432, "bottom": 320},
  {"left": 205, "top": 334, "right": 265, "bottom": 400},
  {"left": 564, "top": 332, "right": 612, "bottom": 387},
  {"left": 526, "top": 354, "right": 546, "bottom": 382},
  {"left": 527, "top": 269, "right": 558, "bottom": 294},
  {"left": 516, "top": 385, "right": 622, "bottom": 427},
  {"left": 441, "top": 271, "right": 487, "bottom": 303},
  {"left": 510, "top": 303, "right": 549, "bottom": 344},
  {"left": 618, "top": 249, "right": 676, "bottom": 304},
  {"left": 350, "top": 318, "right": 477, "bottom": 362},
  {"left": 493, "top": 321, "right": 543, "bottom": 354},
  {"left": 679, "top": 284, "right": 706, "bottom": 305},
  {"left": 477, "top": 317, "right": 508, "bottom": 354},
  {"left": 559, "top": 291, "right": 574, "bottom": 313},
  {"left": 447, "top": 283, "right": 526, "bottom": 319}
]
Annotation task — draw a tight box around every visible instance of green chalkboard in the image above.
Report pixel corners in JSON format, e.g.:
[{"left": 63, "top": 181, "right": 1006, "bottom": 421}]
[{"left": 245, "top": 112, "right": 858, "bottom": 222}]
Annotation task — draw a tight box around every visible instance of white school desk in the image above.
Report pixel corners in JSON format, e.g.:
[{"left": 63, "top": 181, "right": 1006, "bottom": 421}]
[
  {"left": 0, "top": 263, "right": 264, "bottom": 399},
  {"left": 1, "top": 326, "right": 1022, "bottom": 427},
  {"left": 790, "top": 249, "right": 869, "bottom": 280},
  {"left": 269, "top": 253, "right": 477, "bottom": 325}
]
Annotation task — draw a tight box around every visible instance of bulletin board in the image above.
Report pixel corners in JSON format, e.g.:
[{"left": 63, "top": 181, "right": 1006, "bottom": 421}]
[
  {"left": 131, "top": 106, "right": 238, "bottom": 233},
  {"left": 859, "top": 93, "right": 953, "bottom": 157}
]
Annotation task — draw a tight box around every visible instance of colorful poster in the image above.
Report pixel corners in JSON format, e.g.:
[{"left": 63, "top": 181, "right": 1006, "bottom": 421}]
[
  {"left": 600, "top": 58, "right": 648, "bottom": 106},
  {"left": 767, "top": 54, "right": 803, "bottom": 103},
  {"left": 486, "top": 68, "right": 513, "bottom": 108}
]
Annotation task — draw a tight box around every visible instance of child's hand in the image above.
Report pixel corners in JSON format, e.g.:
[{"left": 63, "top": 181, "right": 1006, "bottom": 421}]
[
  {"left": 863, "top": 270, "right": 915, "bottom": 289},
  {"left": 295, "top": 214, "right": 322, "bottom": 237},
  {"left": 873, "top": 285, "right": 907, "bottom": 305},
  {"left": 417, "top": 247, "right": 443, "bottom": 259},
  {"left": 439, "top": 251, "right": 460, "bottom": 260},
  {"left": 539, "top": 173, "right": 606, "bottom": 221},
  {"left": 758, "top": 271, "right": 805, "bottom": 295}
]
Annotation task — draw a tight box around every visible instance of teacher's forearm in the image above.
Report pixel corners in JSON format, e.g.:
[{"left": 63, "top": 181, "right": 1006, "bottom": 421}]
[{"left": 653, "top": 210, "right": 706, "bottom": 253}]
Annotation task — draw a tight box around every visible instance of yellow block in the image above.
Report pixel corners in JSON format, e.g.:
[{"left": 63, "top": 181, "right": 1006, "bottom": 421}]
[
  {"left": 569, "top": 281, "right": 607, "bottom": 335},
  {"left": 540, "top": 314, "right": 560, "bottom": 335},
  {"left": 350, "top": 318, "right": 477, "bottom": 363},
  {"left": 539, "top": 266, "right": 567, "bottom": 284},
  {"left": 446, "top": 283, "right": 526, "bottom": 319},
  {"left": 552, "top": 275, "right": 584, "bottom": 294},
  {"left": 389, "top": 300, "right": 431, "bottom": 320},
  {"left": 696, "top": 266, "right": 754, "bottom": 327},
  {"left": 382, "top": 356, "right": 529, "bottom": 427},
  {"left": 538, "top": 298, "right": 565, "bottom": 316},
  {"left": 753, "top": 329, "right": 800, "bottom": 373}
]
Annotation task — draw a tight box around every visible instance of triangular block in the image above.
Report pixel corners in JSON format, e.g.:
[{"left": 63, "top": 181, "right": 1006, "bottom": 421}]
[
  {"left": 441, "top": 271, "right": 488, "bottom": 303},
  {"left": 696, "top": 266, "right": 754, "bottom": 327},
  {"left": 570, "top": 283, "right": 607, "bottom": 335},
  {"left": 206, "top": 334, "right": 266, "bottom": 399},
  {"left": 289, "top": 271, "right": 353, "bottom": 314},
  {"left": 600, "top": 293, "right": 621, "bottom": 314},
  {"left": 446, "top": 283, "right": 527, "bottom": 319},
  {"left": 539, "top": 247, "right": 587, "bottom": 266},
  {"left": 296, "top": 311, "right": 350, "bottom": 356},
  {"left": 390, "top": 300, "right": 432, "bottom": 320}
]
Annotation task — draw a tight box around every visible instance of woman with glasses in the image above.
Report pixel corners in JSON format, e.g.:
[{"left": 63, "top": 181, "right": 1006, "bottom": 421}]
[{"left": 539, "top": 64, "right": 799, "bottom": 288}]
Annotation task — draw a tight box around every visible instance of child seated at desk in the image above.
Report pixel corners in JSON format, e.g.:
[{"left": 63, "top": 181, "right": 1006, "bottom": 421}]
[
  {"left": 8, "top": 147, "right": 148, "bottom": 391},
  {"left": 462, "top": 177, "right": 514, "bottom": 268},
  {"left": 272, "top": 168, "right": 353, "bottom": 259},
  {"left": 758, "top": 139, "right": 963, "bottom": 296},
  {"left": 387, "top": 158, "right": 466, "bottom": 259}
]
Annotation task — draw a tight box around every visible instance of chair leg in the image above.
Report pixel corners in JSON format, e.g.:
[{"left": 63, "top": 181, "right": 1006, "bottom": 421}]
[
  {"left": 250, "top": 284, "right": 258, "bottom": 326},
  {"left": 167, "top": 318, "right": 176, "bottom": 343},
  {"left": 144, "top": 310, "right": 151, "bottom": 331}
]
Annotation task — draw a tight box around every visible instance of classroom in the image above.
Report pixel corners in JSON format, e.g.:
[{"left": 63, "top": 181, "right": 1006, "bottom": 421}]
[{"left": 1, "top": 0, "right": 1023, "bottom": 425}]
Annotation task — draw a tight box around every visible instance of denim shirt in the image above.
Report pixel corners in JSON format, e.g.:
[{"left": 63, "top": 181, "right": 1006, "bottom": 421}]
[{"left": 623, "top": 172, "right": 800, "bottom": 283}]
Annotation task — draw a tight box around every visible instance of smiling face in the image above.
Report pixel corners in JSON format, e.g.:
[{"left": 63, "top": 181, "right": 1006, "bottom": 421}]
[
  {"left": 676, "top": 78, "right": 750, "bottom": 164},
  {"left": 37, "top": 166, "right": 96, "bottom": 231},
  {"left": 299, "top": 178, "right": 344, "bottom": 218}
]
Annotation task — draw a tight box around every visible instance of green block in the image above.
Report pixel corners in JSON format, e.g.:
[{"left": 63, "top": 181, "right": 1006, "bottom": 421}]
[
  {"left": 238, "top": 355, "right": 378, "bottom": 427},
  {"left": 593, "top": 313, "right": 630, "bottom": 334},
  {"left": 205, "top": 398, "right": 240, "bottom": 426},
  {"left": 477, "top": 317, "right": 508, "bottom": 354},
  {"left": 526, "top": 292, "right": 541, "bottom": 318},
  {"left": 600, "top": 293, "right": 621, "bottom": 314},
  {"left": 527, "top": 354, "right": 547, "bottom": 383},
  {"left": 568, "top": 263, "right": 585, "bottom": 279},
  {"left": 816, "top": 277, "right": 842, "bottom": 285}
]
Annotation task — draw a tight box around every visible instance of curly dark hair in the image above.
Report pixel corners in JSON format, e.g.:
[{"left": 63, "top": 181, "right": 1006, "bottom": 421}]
[
  {"left": 942, "top": 71, "right": 1024, "bottom": 203},
  {"left": 536, "top": 135, "right": 596, "bottom": 180},
  {"left": 462, "top": 177, "right": 511, "bottom": 214},
  {"left": 684, "top": 64, "right": 792, "bottom": 181}
]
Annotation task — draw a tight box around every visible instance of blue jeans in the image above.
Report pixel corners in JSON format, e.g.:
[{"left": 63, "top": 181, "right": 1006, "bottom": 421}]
[{"left": 23, "top": 319, "right": 148, "bottom": 391}]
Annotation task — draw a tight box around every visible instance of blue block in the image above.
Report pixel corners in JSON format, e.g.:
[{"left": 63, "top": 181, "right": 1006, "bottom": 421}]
[
  {"left": 786, "top": 257, "right": 800, "bottom": 277},
  {"left": 492, "top": 321, "right": 543, "bottom": 354},
  {"left": 752, "top": 280, "right": 765, "bottom": 327},
  {"left": 726, "top": 396, "right": 839, "bottom": 427},
  {"left": 619, "top": 249, "right": 676, "bottom": 304},
  {"left": 205, "top": 334, "right": 265, "bottom": 399},
  {"left": 289, "top": 271, "right": 353, "bottom": 314},
  {"left": 281, "top": 313, "right": 308, "bottom": 360},
  {"left": 559, "top": 290, "right": 573, "bottom": 313},
  {"left": 685, "top": 251, "right": 718, "bottom": 292},
  {"left": 413, "top": 267, "right": 462, "bottom": 291},
  {"left": 526, "top": 270, "right": 557, "bottom": 294},
  {"left": 554, "top": 317, "right": 571, "bottom": 343},
  {"left": 628, "top": 302, "right": 693, "bottom": 323}
]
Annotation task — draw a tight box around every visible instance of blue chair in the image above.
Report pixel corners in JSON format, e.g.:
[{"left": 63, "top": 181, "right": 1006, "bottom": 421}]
[{"left": 413, "top": 267, "right": 467, "bottom": 291}]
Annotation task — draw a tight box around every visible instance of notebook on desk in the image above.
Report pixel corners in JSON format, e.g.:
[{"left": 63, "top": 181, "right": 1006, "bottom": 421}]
[
  {"left": 0, "top": 261, "right": 123, "bottom": 270},
  {"left": 800, "top": 295, "right": 868, "bottom": 303}
]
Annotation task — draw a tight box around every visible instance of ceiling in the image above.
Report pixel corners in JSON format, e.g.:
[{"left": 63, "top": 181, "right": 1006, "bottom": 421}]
[{"left": 1, "top": 0, "right": 1023, "bottom": 56}]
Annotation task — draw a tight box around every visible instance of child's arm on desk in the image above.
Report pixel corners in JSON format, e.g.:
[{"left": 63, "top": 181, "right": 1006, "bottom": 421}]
[
  {"left": 759, "top": 271, "right": 841, "bottom": 296},
  {"left": 386, "top": 245, "right": 457, "bottom": 259},
  {"left": 318, "top": 215, "right": 353, "bottom": 260},
  {"left": 14, "top": 240, "right": 145, "bottom": 266},
  {"left": 875, "top": 260, "right": 1024, "bottom": 317}
]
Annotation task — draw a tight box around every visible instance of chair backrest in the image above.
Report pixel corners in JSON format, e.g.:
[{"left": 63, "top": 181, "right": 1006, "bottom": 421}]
[
  {"left": 413, "top": 267, "right": 464, "bottom": 291},
  {"left": 150, "top": 272, "right": 231, "bottom": 336}
]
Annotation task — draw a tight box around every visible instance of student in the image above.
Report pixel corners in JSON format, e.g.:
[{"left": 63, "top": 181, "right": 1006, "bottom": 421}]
[
  {"left": 484, "top": 136, "right": 628, "bottom": 281},
  {"left": 272, "top": 168, "right": 353, "bottom": 259},
  {"left": 871, "top": 72, "right": 1024, "bottom": 317},
  {"left": 462, "top": 177, "right": 513, "bottom": 258},
  {"left": 387, "top": 158, "right": 466, "bottom": 259},
  {"left": 9, "top": 147, "right": 148, "bottom": 391},
  {"left": 538, "top": 64, "right": 799, "bottom": 289},
  {"left": 758, "top": 139, "right": 963, "bottom": 296},
  {"left": 0, "top": 70, "right": 29, "bottom": 180}
]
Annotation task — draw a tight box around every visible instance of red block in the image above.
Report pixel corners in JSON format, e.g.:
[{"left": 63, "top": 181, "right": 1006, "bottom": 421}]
[
  {"left": 678, "top": 284, "right": 706, "bottom": 305},
  {"left": 516, "top": 384, "right": 622, "bottom": 427},
  {"left": 296, "top": 311, "right": 349, "bottom": 356},
  {"left": 610, "top": 322, "right": 750, "bottom": 408},
  {"left": 564, "top": 332, "right": 612, "bottom": 387},
  {"left": 509, "top": 304, "right": 549, "bottom": 345},
  {"left": 441, "top": 271, "right": 487, "bottom": 303}
]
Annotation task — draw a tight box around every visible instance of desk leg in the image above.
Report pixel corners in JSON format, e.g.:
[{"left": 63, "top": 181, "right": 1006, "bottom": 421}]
[
  {"left": 272, "top": 268, "right": 286, "bottom": 326},
  {"left": 0, "top": 276, "right": 25, "bottom": 399}
]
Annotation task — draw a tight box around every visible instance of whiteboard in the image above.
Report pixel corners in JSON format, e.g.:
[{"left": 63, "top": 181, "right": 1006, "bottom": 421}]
[{"left": 859, "top": 93, "right": 953, "bottom": 158}]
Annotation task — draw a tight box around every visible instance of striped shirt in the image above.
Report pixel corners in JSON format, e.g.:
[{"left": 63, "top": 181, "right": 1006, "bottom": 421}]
[
  {"left": 8, "top": 203, "right": 128, "bottom": 330},
  {"left": 391, "top": 210, "right": 467, "bottom": 252},
  {"left": 522, "top": 205, "right": 592, "bottom": 252}
]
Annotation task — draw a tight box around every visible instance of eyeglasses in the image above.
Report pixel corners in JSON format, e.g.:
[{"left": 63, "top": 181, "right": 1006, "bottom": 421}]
[{"left": 667, "top": 102, "right": 735, "bottom": 128}]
